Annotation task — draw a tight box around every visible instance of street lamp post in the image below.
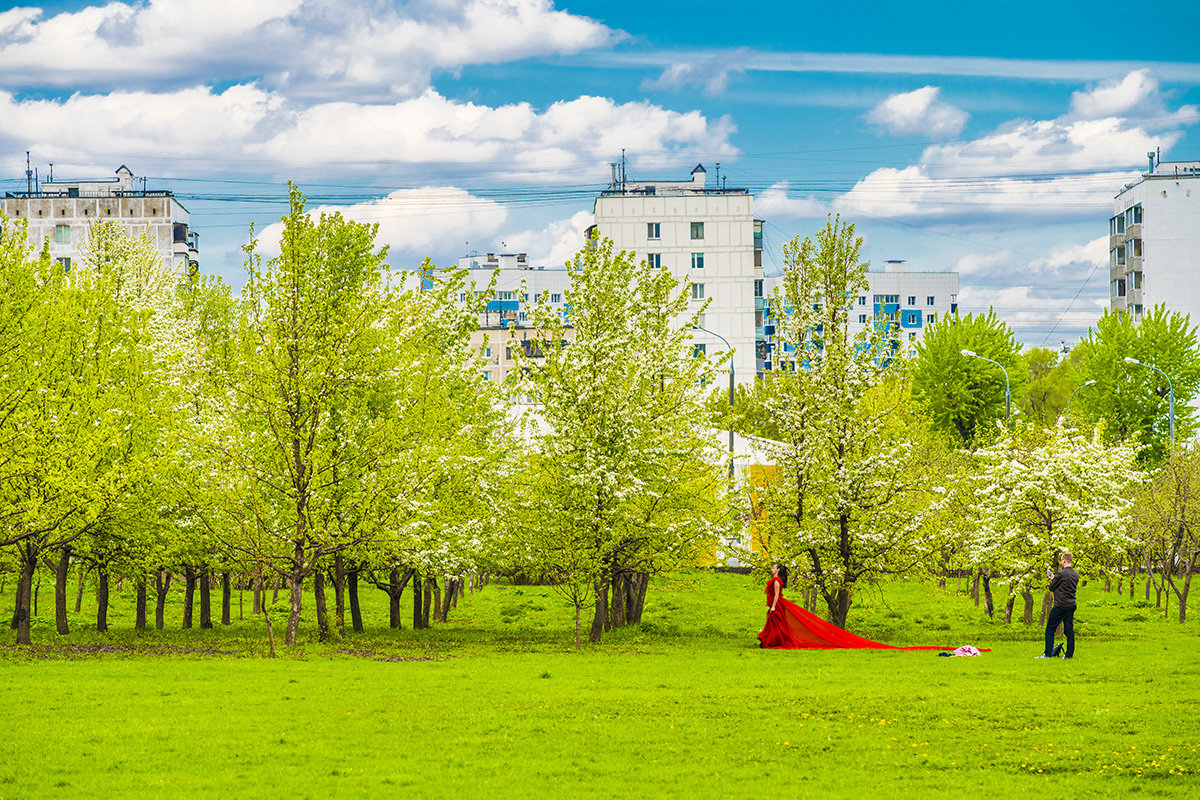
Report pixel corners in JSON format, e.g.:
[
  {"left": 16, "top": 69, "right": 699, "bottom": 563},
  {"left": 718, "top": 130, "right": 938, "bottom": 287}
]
[
  {"left": 1124, "top": 356, "right": 1175, "bottom": 444},
  {"left": 695, "top": 325, "right": 735, "bottom": 480},
  {"left": 961, "top": 349, "right": 1011, "bottom": 423},
  {"left": 1066, "top": 379, "right": 1097, "bottom": 422}
]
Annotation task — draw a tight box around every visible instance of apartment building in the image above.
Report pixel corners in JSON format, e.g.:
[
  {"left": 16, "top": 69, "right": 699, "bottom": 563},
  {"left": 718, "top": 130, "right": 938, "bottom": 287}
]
[
  {"left": 592, "top": 164, "right": 764, "bottom": 385},
  {"left": 1, "top": 164, "right": 198, "bottom": 274},
  {"left": 457, "top": 251, "right": 573, "bottom": 386},
  {"left": 763, "top": 260, "right": 959, "bottom": 365},
  {"left": 1109, "top": 155, "right": 1200, "bottom": 322}
]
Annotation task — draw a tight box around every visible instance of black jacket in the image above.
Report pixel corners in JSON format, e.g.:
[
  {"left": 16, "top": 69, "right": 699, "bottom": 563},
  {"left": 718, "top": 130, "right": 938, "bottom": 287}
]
[{"left": 1049, "top": 567, "right": 1079, "bottom": 608}]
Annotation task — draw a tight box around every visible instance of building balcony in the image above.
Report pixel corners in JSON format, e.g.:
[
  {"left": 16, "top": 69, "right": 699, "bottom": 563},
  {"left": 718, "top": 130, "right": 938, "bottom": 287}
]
[
  {"left": 1109, "top": 233, "right": 1125, "bottom": 250},
  {"left": 1125, "top": 222, "right": 1141, "bottom": 239}
]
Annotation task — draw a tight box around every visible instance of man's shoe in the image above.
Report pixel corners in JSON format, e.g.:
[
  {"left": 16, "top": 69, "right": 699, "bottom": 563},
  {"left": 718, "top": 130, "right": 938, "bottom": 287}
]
[{"left": 1034, "top": 654, "right": 1051, "bottom": 659}]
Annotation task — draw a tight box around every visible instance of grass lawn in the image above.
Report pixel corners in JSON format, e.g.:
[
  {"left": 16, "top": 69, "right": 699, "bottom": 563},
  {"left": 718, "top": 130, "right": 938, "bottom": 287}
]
[{"left": 1, "top": 569, "right": 1197, "bottom": 798}]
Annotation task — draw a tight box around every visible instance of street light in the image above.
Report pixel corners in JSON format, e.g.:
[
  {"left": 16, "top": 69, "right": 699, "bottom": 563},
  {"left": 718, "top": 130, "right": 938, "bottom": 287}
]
[
  {"left": 695, "top": 325, "right": 735, "bottom": 480},
  {"left": 1124, "top": 356, "right": 1175, "bottom": 444},
  {"left": 961, "top": 349, "right": 1011, "bottom": 423},
  {"left": 1066, "top": 379, "right": 1096, "bottom": 422}
]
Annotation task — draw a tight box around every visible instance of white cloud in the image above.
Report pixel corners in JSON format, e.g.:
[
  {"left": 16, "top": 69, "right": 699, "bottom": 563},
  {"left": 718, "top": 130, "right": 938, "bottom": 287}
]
[
  {"left": 0, "top": 86, "right": 736, "bottom": 184},
  {"left": 755, "top": 181, "right": 827, "bottom": 220},
  {"left": 642, "top": 48, "right": 752, "bottom": 96},
  {"left": 0, "top": 0, "right": 618, "bottom": 100},
  {"left": 866, "top": 86, "right": 968, "bottom": 138},
  {"left": 837, "top": 70, "right": 1199, "bottom": 222},
  {"left": 253, "top": 187, "right": 508, "bottom": 266}
]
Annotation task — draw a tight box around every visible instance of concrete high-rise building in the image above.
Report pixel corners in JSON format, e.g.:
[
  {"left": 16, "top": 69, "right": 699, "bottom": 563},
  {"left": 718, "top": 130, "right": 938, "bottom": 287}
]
[
  {"left": 455, "top": 251, "right": 572, "bottom": 387},
  {"left": 1109, "top": 156, "right": 1200, "bottom": 323},
  {"left": 592, "top": 164, "right": 764, "bottom": 385},
  {"left": 1, "top": 164, "right": 198, "bottom": 275},
  {"left": 762, "top": 260, "right": 959, "bottom": 364}
]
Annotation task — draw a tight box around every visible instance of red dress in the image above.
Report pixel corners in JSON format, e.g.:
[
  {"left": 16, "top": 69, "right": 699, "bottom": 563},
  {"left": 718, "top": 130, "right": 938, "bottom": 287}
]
[{"left": 756, "top": 577, "right": 952, "bottom": 650}]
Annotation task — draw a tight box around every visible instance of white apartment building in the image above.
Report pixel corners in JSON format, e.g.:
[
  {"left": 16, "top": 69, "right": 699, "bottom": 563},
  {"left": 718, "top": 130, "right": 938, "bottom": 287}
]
[
  {"left": 763, "top": 260, "right": 959, "bottom": 363},
  {"left": 456, "top": 251, "right": 572, "bottom": 386},
  {"left": 1109, "top": 156, "right": 1200, "bottom": 322},
  {"left": 1, "top": 164, "right": 198, "bottom": 275},
  {"left": 592, "top": 164, "right": 764, "bottom": 386}
]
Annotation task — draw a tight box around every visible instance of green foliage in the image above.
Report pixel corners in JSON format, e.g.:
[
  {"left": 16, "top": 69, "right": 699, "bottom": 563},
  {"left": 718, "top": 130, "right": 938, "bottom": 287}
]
[
  {"left": 1073, "top": 305, "right": 1200, "bottom": 465},
  {"left": 749, "top": 215, "right": 936, "bottom": 628},
  {"left": 1018, "top": 346, "right": 1080, "bottom": 427},
  {"left": 911, "top": 309, "right": 1023, "bottom": 446},
  {"left": 509, "top": 234, "right": 729, "bottom": 644}
]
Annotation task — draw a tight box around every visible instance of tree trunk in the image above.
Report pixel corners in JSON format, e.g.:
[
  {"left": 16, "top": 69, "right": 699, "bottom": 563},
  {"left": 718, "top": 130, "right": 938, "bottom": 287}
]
[
  {"left": 432, "top": 576, "right": 443, "bottom": 623},
  {"left": 33, "top": 568, "right": 40, "bottom": 616},
  {"left": 982, "top": 573, "right": 994, "bottom": 618},
  {"left": 423, "top": 577, "right": 434, "bottom": 628},
  {"left": 14, "top": 548, "right": 35, "bottom": 645},
  {"left": 154, "top": 570, "right": 171, "bottom": 630},
  {"left": 199, "top": 566, "right": 213, "bottom": 630},
  {"left": 221, "top": 572, "right": 232, "bottom": 626},
  {"left": 608, "top": 569, "right": 649, "bottom": 629},
  {"left": 253, "top": 575, "right": 262, "bottom": 615},
  {"left": 285, "top": 550, "right": 305, "bottom": 647},
  {"left": 589, "top": 577, "right": 608, "bottom": 644},
  {"left": 135, "top": 578, "right": 147, "bottom": 633},
  {"left": 1178, "top": 557, "right": 1193, "bottom": 623},
  {"left": 182, "top": 565, "right": 196, "bottom": 629},
  {"left": 412, "top": 571, "right": 424, "bottom": 630},
  {"left": 1003, "top": 593, "right": 1015, "bottom": 624},
  {"left": 74, "top": 564, "right": 86, "bottom": 613},
  {"left": 314, "top": 569, "right": 330, "bottom": 641},
  {"left": 971, "top": 569, "right": 980, "bottom": 607},
  {"left": 1039, "top": 590, "right": 1053, "bottom": 626},
  {"left": 348, "top": 568, "right": 363, "bottom": 633},
  {"left": 95, "top": 566, "right": 109, "bottom": 633},
  {"left": 333, "top": 556, "right": 346, "bottom": 637},
  {"left": 440, "top": 578, "right": 457, "bottom": 622},
  {"left": 1021, "top": 588, "right": 1034, "bottom": 625},
  {"left": 825, "top": 587, "right": 853, "bottom": 629},
  {"left": 54, "top": 546, "right": 72, "bottom": 635}
]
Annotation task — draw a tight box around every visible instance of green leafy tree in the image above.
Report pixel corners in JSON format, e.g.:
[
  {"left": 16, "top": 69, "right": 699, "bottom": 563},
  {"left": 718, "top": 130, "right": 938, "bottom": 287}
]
[
  {"left": 1074, "top": 305, "right": 1200, "bottom": 465},
  {"left": 1019, "top": 347, "right": 1081, "bottom": 427},
  {"left": 510, "top": 235, "right": 729, "bottom": 646},
  {"left": 749, "top": 216, "right": 938, "bottom": 629},
  {"left": 911, "top": 309, "right": 1023, "bottom": 447},
  {"left": 1129, "top": 444, "right": 1200, "bottom": 622},
  {"left": 962, "top": 423, "right": 1142, "bottom": 624}
]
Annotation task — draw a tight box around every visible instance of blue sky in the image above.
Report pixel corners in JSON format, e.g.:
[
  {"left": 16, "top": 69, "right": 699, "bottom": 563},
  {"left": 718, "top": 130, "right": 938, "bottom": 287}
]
[{"left": 2, "top": 0, "right": 1199, "bottom": 346}]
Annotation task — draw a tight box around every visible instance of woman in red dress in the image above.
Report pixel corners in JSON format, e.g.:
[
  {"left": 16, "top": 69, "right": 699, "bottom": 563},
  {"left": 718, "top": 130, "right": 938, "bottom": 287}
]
[{"left": 757, "top": 563, "right": 956, "bottom": 650}]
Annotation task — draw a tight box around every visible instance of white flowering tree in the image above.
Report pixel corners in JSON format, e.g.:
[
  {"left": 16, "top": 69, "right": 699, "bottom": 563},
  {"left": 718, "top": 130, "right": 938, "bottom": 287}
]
[
  {"left": 511, "top": 235, "right": 729, "bottom": 646},
  {"left": 750, "top": 216, "right": 939, "bottom": 629},
  {"left": 965, "top": 423, "right": 1142, "bottom": 624}
]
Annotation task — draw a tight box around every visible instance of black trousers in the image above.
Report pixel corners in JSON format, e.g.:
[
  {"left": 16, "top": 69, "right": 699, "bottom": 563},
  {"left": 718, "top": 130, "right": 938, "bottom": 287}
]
[{"left": 1044, "top": 605, "right": 1075, "bottom": 658}]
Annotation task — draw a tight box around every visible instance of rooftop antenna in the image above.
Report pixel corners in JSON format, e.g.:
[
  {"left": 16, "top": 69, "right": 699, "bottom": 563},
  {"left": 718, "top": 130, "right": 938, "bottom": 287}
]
[
  {"left": 620, "top": 149, "right": 626, "bottom": 190},
  {"left": 48, "top": 162, "right": 53, "bottom": 183},
  {"left": 25, "top": 151, "right": 32, "bottom": 193},
  {"left": 715, "top": 162, "right": 720, "bottom": 188},
  {"left": 610, "top": 162, "right": 618, "bottom": 190}
]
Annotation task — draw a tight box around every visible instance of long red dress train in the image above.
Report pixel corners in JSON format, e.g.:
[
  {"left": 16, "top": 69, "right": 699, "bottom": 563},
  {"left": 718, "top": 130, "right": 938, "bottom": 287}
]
[{"left": 756, "top": 577, "right": 954, "bottom": 651}]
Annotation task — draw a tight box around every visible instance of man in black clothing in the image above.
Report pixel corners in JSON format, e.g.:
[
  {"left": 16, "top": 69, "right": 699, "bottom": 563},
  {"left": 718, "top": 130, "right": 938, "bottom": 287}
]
[{"left": 1038, "top": 552, "right": 1079, "bottom": 659}]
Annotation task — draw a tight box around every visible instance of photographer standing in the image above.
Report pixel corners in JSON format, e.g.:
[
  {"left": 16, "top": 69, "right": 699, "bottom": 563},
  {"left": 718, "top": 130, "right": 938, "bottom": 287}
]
[{"left": 1037, "top": 552, "right": 1079, "bottom": 659}]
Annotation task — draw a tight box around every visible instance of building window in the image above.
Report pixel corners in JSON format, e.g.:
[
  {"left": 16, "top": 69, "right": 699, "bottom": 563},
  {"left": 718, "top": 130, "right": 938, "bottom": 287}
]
[
  {"left": 907, "top": 296, "right": 916, "bottom": 306},
  {"left": 518, "top": 312, "right": 527, "bottom": 322},
  {"left": 1115, "top": 279, "right": 1126, "bottom": 297},
  {"left": 754, "top": 279, "right": 763, "bottom": 298},
  {"left": 873, "top": 294, "right": 899, "bottom": 304},
  {"left": 690, "top": 221, "right": 704, "bottom": 240},
  {"left": 483, "top": 371, "right": 492, "bottom": 381},
  {"left": 858, "top": 296, "right": 866, "bottom": 305},
  {"left": 551, "top": 293, "right": 562, "bottom": 303},
  {"left": 926, "top": 296, "right": 935, "bottom": 306},
  {"left": 505, "top": 346, "right": 513, "bottom": 360},
  {"left": 691, "top": 283, "right": 705, "bottom": 300},
  {"left": 647, "top": 222, "right": 660, "bottom": 240},
  {"left": 696, "top": 313, "right": 706, "bottom": 328},
  {"left": 927, "top": 313, "right": 936, "bottom": 324},
  {"left": 56, "top": 257, "right": 71, "bottom": 271},
  {"left": 647, "top": 253, "right": 661, "bottom": 269},
  {"left": 1130, "top": 238, "right": 1143, "bottom": 257},
  {"left": 1132, "top": 271, "right": 1142, "bottom": 290},
  {"left": 859, "top": 314, "right": 868, "bottom": 324},
  {"left": 55, "top": 224, "right": 70, "bottom": 244},
  {"left": 693, "top": 343, "right": 707, "bottom": 357},
  {"left": 691, "top": 252, "right": 704, "bottom": 269},
  {"left": 483, "top": 347, "right": 492, "bottom": 358}
]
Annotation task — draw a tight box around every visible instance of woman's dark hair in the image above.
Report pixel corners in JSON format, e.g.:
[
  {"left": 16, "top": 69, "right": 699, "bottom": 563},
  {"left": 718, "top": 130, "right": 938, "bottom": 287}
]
[{"left": 774, "top": 563, "right": 789, "bottom": 589}]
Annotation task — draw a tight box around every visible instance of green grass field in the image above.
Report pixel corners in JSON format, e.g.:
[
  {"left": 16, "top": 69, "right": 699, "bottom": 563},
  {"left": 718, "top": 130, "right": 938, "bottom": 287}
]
[{"left": 2, "top": 570, "right": 1197, "bottom": 798}]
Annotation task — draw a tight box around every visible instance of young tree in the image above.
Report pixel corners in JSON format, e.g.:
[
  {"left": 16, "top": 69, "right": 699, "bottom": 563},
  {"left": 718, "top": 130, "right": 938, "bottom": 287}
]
[
  {"left": 964, "top": 423, "right": 1142, "bottom": 624},
  {"left": 1074, "top": 305, "right": 1200, "bottom": 465},
  {"left": 511, "top": 235, "right": 729, "bottom": 644},
  {"left": 1130, "top": 444, "right": 1200, "bottom": 622},
  {"left": 738, "top": 216, "right": 939, "bottom": 628},
  {"left": 911, "top": 309, "right": 1024, "bottom": 447}
]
